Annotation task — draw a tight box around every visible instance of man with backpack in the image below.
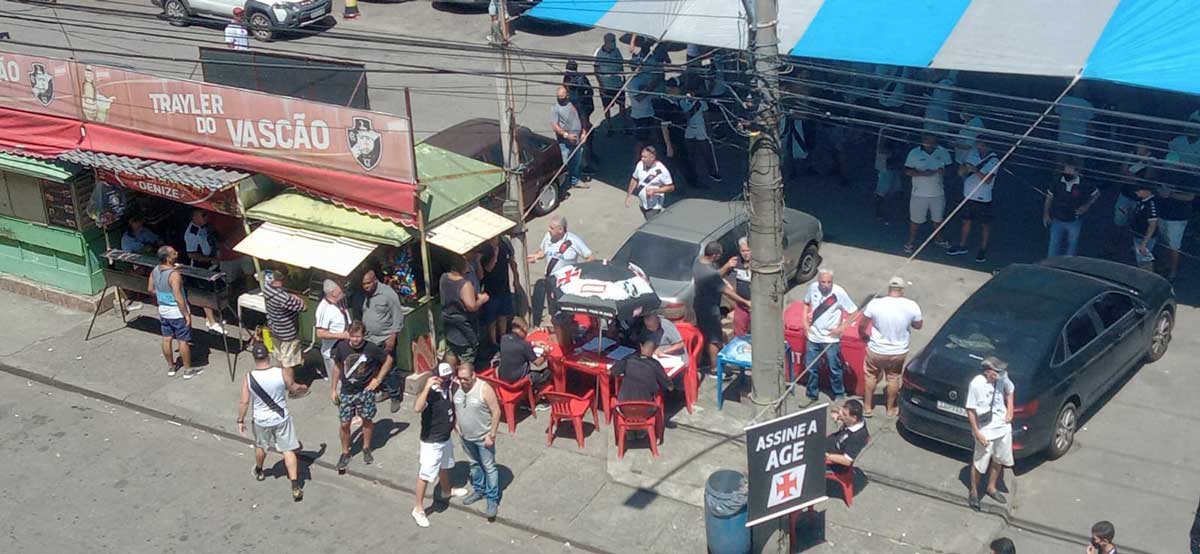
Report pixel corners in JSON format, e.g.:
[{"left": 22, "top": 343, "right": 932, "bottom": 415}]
[{"left": 237, "top": 342, "right": 308, "bottom": 501}]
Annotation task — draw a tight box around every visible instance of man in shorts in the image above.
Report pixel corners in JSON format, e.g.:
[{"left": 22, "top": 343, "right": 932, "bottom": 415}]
[
  {"left": 858, "top": 276, "right": 923, "bottom": 417},
  {"left": 903, "top": 134, "right": 953, "bottom": 253},
  {"left": 261, "top": 267, "right": 306, "bottom": 376},
  {"left": 331, "top": 321, "right": 391, "bottom": 472},
  {"left": 1156, "top": 181, "right": 1194, "bottom": 281},
  {"left": 692, "top": 242, "right": 746, "bottom": 370},
  {"left": 148, "top": 245, "right": 196, "bottom": 379},
  {"left": 966, "top": 357, "right": 1014, "bottom": 511},
  {"left": 947, "top": 139, "right": 1001, "bottom": 262},
  {"left": 412, "top": 362, "right": 469, "bottom": 528},
  {"left": 237, "top": 342, "right": 307, "bottom": 501}
]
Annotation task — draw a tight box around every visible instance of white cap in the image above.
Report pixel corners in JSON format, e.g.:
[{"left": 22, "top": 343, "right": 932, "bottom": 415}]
[
  {"left": 888, "top": 276, "right": 907, "bottom": 288},
  {"left": 436, "top": 362, "right": 453, "bottom": 378}
]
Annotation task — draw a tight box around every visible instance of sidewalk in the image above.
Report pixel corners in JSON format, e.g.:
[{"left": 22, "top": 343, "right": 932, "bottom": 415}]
[{"left": 0, "top": 288, "right": 1007, "bottom": 554}]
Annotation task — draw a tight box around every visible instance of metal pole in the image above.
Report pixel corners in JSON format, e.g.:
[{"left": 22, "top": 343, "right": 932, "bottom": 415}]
[
  {"left": 744, "top": 0, "right": 789, "bottom": 549},
  {"left": 495, "top": 0, "right": 532, "bottom": 318}
]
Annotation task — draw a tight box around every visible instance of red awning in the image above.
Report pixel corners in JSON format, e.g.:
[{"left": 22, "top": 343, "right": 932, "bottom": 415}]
[{"left": 0, "top": 107, "right": 418, "bottom": 225}]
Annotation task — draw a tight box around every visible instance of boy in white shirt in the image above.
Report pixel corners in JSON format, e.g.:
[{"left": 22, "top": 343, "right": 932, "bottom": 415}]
[{"left": 626, "top": 146, "right": 675, "bottom": 220}]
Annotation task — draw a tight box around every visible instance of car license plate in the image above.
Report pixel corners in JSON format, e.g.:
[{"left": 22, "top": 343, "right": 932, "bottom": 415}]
[{"left": 936, "top": 401, "right": 967, "bottom": 417}]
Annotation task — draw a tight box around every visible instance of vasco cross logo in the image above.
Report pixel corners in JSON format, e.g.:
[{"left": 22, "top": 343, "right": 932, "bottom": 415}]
[
  {"left": 29, "top": 63, "right": 54, "bottom": 107},
  {"left": 347, "top": 117, "right": 383, "bottom": 171}
]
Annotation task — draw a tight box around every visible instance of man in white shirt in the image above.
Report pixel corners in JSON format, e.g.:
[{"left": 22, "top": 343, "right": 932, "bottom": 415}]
[
  {"left": 904, "top": 134, "right": 953, "bottom": 253},
  {"left": 527, "top": 216, "right": 594, "bottom": 320},
  {"left": 954, "top": 112, "right": 986, "bottom": 165},
  {"left": 315, "top": 279, "right": 351, "bottom": 381},
  {"left": 802, "top": 268, "right": 857, "bottom": 405},
  {"left": 947, "top": 140, "right": 1001, "bottom": 262},
  {"left": 1056, "top": 86, "right": 1094, "bottom": 146},
  {"left": 225, "top": 8, "right": 250, "bottom": 51},
  {"left": 858, "top": 276, "right": 923, "bottom": 417},
  {"left": 966, "top": 357, "right": 1014, "bottom": 511},
  {"left": 923, "top": 70, "right": 956, "bottom": 133},
  {"left": 237, "top": 342, "right": 307, "bottom": 501},
  {"left": 625, "top": 146, "right": 675, "bottom": 220}
]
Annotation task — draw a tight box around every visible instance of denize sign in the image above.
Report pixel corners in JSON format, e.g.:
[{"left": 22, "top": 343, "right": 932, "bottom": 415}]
[{"left": 744, "top": 404, "right": 828, "bottom": 527}]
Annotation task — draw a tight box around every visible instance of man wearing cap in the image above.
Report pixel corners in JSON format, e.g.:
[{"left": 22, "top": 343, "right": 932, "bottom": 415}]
[
  {"left": 225, "top": 8, "right": 249, "bottom": 51},
  {"left": 966, "top": 356, "right": 1014, "bottom": 510},
  {"left": 237, "top": 341, "right": 307, "bottom": 501},
  {"left": 858, "top": 277, "right": 923, "bottom": 417},
  {"left": 412, "top": 361, "right": 469, "bottom": 528}
]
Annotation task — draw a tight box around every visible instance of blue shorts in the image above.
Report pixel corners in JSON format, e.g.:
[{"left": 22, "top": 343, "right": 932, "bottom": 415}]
[
  {"left": 481, "top": 292, "right": 514, "bottom": 323},
  {"left": 160, "top": 317, "right": 192, "bottom": 341}
]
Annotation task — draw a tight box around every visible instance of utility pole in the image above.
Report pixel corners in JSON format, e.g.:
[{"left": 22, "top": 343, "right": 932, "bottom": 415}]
[
  {"left": 493, "top": 0, "right": 531, "bottom": 315},
  {"left": 744, "top": 0, "right": 789, "bottom": 548}
]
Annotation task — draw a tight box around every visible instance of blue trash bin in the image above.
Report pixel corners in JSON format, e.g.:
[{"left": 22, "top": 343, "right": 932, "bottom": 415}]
[{"left": 705, "top": 470, "right": 751, "bottom": 554}]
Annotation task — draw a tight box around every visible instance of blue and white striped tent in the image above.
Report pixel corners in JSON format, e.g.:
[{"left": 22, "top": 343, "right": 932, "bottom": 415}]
[{"left": 526, "top": 0, "right": 1200, "bottom": 95}]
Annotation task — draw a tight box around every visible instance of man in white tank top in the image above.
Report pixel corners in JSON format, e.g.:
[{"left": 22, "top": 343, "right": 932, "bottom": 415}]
[{"left": 237, "top": 342, "right": 308, "bottom": 501}]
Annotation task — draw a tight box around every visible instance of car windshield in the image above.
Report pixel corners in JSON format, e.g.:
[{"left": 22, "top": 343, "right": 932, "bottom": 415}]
[
  {"left": 613, "top": 232, "right": 697, "bottom": 282},
  {"left": 928, "top": 292, "right": 1060, "bottom": 376}
]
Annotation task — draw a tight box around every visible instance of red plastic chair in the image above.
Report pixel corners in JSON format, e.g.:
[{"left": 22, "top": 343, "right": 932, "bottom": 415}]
[
  {"left": 612, "top": 400, "right": 660, "bottom": 459},
  {"left": 675, "top": 322, "right": 703, "bottom": 414},
  {"left": 543, "top": 390, "right": 598, "bottom": 448},
  {"left": 480, "top": 374, "right": 537, "bottom": 434},
  {"left": 825, "top": 436, "right": 872, "bottom": 506},
  {"left": 476, "top": 366, "right": 496, "bottom": 379}
]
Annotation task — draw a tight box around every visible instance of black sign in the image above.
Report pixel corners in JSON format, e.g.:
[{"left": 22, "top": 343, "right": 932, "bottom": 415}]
[
  {"left": 199, "top": 48, "right": 370, "bottom": 110},
  {"left": 744, "top": 404, "right": 828, "bottom": 526}
]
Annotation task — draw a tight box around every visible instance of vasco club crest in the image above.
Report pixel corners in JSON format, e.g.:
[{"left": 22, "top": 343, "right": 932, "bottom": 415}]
[
  {"left": 347, "top": 117, "right": 383, "bottom": 171},
  {"left": 29, "top": 63, "right": 53, "bottom": 107}
]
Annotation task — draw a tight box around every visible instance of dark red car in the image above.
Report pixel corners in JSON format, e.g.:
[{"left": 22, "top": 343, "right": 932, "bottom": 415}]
[{"left": 423, "top": 118, "right": 564, "bottom": 218}]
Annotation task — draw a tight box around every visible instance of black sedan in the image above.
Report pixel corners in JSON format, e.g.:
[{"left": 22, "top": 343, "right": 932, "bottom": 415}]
[{"left": 899, "top": 257, "right": 1175, "bottom": 460}]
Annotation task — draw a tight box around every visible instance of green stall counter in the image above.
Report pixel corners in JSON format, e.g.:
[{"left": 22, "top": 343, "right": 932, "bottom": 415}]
[
  {"left": 0, "top": 215, "right": 107, "bottom": 295},
  {"left": 294, "top": 294, "right": 437, "bottom": 373}
]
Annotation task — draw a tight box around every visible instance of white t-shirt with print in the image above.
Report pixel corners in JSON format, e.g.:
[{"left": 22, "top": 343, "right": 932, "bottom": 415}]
[
  {"left": 632, "top": 160, "right": 672, "bottom": 210},
  {"left": 962, "top": 150, "right": 1000, "bottom": 202},
  {"left": 540, "top": 231, "right": 592, "bottom": 271},
  {"left": 315, "top": 299, "right": 350, "bottom": 359},
  {"left": 861, "top": 295, "right": 923, "bottom": 356},
  {"left": 966, "top": 374, "right": 1014, "bottom": 440},
  {"left": 804, "top": 282, "right": 857, "bottom": 344},
  {"left": 905, "top": 146, "right": 952, "bottom": 198}
]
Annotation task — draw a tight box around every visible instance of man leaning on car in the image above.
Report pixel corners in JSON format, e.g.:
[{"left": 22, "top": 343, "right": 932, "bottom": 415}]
[{"left": 967, "top": 356, "right": 1014, "bottom": 511}]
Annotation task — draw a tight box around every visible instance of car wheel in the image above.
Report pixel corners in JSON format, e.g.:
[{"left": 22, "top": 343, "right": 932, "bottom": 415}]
[
  {"left": 530, "top": 181, "right": 560, "bottom": 217},
  {"left": 248, "top": 12, "right": 275, "bottom": 42},
  {"left": 1045, "top": 402, "right": 1078, "bottom": 460},
  {"left": 1145, "top": 308, "right": 1173, "bottom": 363},
  {"left": 792, "top": 243, "right": 821, "bottom": 284},
  {"left": 163, "top": 0, "right": 190, "bottom": 26}
]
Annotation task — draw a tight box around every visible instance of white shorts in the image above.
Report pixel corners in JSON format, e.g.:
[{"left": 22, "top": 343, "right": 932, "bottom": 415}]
[
  {"left": 418, "top": 440, "right": 454, "bottom": 482},
  {"left": 910, "top": 195, "right": 945, "bottom": 224},
  {"left": 1159, "top": 219, "right": 1187, "bottom": 251},
  {"left": 972, "top": 433, "right": 1013, "bottom": 474}
]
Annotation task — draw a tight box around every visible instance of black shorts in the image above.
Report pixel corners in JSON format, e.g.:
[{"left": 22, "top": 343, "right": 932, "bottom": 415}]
[
  {"left": 632, "top": 117, "right": 653, "bottom": 140},
  {"left": 599, "top": 88, "right": 624, "bottom": 110},
  {"left": 695, "top": 309, "right": 724, "bottom": 345},
  {"left": 962, "top": 200, "right": 994, "bottom": 223}
]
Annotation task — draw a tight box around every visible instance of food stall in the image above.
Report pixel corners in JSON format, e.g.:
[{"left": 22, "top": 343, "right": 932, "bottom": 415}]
[
  {"left": 0, "top": 152, "right": 107, "bottom": 296},
  {"left": 238, "top": 142, "right": 513, "bottom": 374}
]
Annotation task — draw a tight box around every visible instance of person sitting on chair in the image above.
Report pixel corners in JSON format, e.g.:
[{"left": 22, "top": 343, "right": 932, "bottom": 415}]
[
  {"left": 611, "top": 338, "right": 673, "bottom": 403},
  {"left": 498, "top": 317, "right": 551, "bottom": 389},
  {"left": 825, "top": 398, "right": 869, "bottom": 470}
]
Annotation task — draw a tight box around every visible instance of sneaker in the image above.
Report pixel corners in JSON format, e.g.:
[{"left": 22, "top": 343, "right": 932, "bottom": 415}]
[
  {"left": 206, "top": 321, "right": 226, "bottom": 335},
  {"left": 390, "top": 398, "right": 403, "bottom": 414},
  {"left": 902, "top": 243, "right": 915, "bottom": 254},
  {"left": 167, "top": 363, "right": 179, "bottom": 377},
  {"left": 573, "top": 181, "right": 591, "bottom": 189},
  {"left": 253, "top": 465, "right": 265, "bottom": 481},
  {"left": 449, "top": 487, "right": 470, "bottom": 499},
  {"left": 362, "top": 449, "right": 374, "bottom": 465},
  {"left": 125, "top": 300, "right": 144, "bottom": 311},
  {"left": 946, "top": 245, "right": 968, "bottom": 256},
  {"left": 486, "top": 500, "right": 498, "bottom": 522},
  {"left": 375, "top": 391, "right": 388, "bottom": 403},
  {"left": 292, "top": 482, "right": 303, "bottom": 502},
  {"left": 535, "top": 402, "right": 551, "bottom": 413},
  {"left": 934, "top": 238, "right": 952, "bottom": 248},
  {"left": 799, "top": 395, "right": 818, "bottom": 408},
  {"left": 336, "top": 453, "right": 351, "bottom": 472},
  {"left": 461, "top": 491, "right": 484, "bottom": 506},
  {"left": 182, "top": 367, "right": 203, "bottom": 380},
  {"left": 985, "top": 490, "right": 1007, "bottom": 504},
  {"left": 968, "top": 495, "right": 981, "bottom": 511},
  {"left": 411, "top": 508, "right": 430, "bottom": 528},
  {"left": 975, "top": 250, "right": 988, "bottom": 263}
]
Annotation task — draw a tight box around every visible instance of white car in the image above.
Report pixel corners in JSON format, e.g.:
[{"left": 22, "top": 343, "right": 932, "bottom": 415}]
[{"left": 154, "top": 0, "right": 333, "bottom": 41}]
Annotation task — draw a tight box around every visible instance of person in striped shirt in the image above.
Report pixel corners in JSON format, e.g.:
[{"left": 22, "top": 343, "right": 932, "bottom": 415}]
[{"left": 262, "top": 268, "right": 306, "bottom": 374}]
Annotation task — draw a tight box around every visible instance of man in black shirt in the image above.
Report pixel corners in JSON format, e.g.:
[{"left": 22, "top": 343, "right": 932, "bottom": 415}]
[
  {"left": 497, "top": 317, "right": 551, "bottom": 388},
  {"left": 693, "top": 242, "right": 744, "bottom": 369},
  {"left": 1129, "top": 184, "right": 1159, "bottom": 271},
  {"left": 1044, "top": 161, "right": 1098, "bottom": 257},
  {"left": 331, "top": 322, "right": 391, "bottom": 472},
  {"left": 480, "top": 235, "right": 519, "bottom": 346},
  {"left": 411, "top": 362, "right": 467, "bottom": 528},
  {"left": 825, "top": 399, "right": 869, "bottom": 470},
  {"left": 611, "top": 338, "right": 673, "bottom": 403}
]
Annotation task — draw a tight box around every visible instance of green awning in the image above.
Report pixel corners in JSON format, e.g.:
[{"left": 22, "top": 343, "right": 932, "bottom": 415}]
[
  {"left": 246, "top": 191, "right": 416, "bottom": 247},
  {"left": 415, "top": 143, "right": 505, "bottom": 226},
  {"left": 0, "top": 152, "right": 82, "bottom": 182}
]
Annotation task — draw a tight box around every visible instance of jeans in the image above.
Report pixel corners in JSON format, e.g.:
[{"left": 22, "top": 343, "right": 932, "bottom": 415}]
[
  {"left": 559, "top": 142, "right": 582, "bottom": 189},
  {"left": 459, "top": 437, "right": 500, "bottom": 502},
  {"left": 371, "top": 338, "right": 403, "bottom": 400},
  {"left": 805, "top": 340, "right": 845, "bottom": 399},
  {"left": 1047, "top": 218, "right": 1082, "bottom": 257}
]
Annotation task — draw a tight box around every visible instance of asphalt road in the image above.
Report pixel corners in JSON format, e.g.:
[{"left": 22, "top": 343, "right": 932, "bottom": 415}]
[{"left": 0, "top": 371, "right": 578, "bottom": 554}]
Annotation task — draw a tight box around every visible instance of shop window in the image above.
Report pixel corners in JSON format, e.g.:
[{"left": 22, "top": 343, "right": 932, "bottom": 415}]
[{"left": 2, "top": 172, "right": 48, "bottom": 224}]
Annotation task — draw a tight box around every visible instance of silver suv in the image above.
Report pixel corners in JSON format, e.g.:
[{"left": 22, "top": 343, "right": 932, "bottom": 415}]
[{"left": 155, "top": 0, "right": 333, "bottom": 41}]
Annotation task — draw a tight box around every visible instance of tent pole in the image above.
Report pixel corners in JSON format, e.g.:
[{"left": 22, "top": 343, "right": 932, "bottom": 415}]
[{"left": 496, "top": 0, "right": 532, "bottom": 320}]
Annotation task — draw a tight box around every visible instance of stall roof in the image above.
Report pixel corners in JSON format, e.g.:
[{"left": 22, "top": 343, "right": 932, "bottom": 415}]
[
  {"left": 58, "top": 150, "right": 250, "bottom": 190},
  {"left": 245, "top": 191, "right": 416, "bottom": 247},
  {"left": 234, "top": 222, "right": 377, "bottom": 277},
  {"left": 414, "top": 143, "right": 505, "bottom": 224},
  {"left": 0, "top": 151, "right": 81, "bottom": 182},
  {"left": 426, "top": 206, "right": 517, "bottom": 255}
]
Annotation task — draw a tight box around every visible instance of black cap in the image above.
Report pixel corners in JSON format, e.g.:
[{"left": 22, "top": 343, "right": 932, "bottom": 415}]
[{"left": 251, "top": 342, "right": 270, "bottom": 361}]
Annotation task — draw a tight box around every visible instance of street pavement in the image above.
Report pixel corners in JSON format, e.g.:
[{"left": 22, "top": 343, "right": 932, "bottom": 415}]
[{"left": 2, "top": 1, "right": 1200, "bottom": 553}]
